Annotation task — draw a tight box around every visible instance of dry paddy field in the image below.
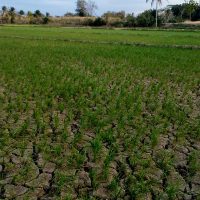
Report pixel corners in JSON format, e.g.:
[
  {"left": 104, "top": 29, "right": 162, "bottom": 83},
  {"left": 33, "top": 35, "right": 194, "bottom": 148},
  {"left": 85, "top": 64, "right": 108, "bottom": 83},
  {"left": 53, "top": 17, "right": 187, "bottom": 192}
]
[{"left": 0, "top": 26, "right": 200, "bottom": 200}]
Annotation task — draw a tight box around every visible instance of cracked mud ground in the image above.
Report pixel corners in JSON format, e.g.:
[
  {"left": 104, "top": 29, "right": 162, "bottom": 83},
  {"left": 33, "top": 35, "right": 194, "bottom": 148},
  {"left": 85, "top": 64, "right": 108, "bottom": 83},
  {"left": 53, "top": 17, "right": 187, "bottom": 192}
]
[
  {"left": 0, "top": 32, "right": 200, "bottom": 199},
  {"left": 0, "top": 81, "right": 199, "bottom": 200}
]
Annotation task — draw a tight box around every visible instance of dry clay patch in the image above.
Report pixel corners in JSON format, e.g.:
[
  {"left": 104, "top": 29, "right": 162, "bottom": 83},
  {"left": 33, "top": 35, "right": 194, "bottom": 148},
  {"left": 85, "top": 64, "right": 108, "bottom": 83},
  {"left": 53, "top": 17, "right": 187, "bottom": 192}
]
[{"left": 0, "top": 79, "right": 200, "bottom": 199}]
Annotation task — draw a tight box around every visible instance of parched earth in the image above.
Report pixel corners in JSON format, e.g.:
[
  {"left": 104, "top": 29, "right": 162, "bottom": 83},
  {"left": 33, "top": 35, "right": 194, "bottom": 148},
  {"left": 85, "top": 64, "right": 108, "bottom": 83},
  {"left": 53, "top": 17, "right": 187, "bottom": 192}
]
[
  {"left": 1, "top": 24, "right": 200, "bottom": 200},
  {"left": 0, "top": 81, "right": 199, "bottom": 200},
  {"left": 0, "top": 122, "right": 200, "bottom": 199}
]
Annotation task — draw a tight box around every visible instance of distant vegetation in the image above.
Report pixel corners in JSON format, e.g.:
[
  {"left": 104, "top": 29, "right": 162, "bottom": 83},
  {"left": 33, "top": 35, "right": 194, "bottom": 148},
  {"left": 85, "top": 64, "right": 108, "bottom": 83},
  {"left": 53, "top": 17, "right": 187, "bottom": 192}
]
[{"left": 0, "top": 0, "right": 200, "bottom": 27}]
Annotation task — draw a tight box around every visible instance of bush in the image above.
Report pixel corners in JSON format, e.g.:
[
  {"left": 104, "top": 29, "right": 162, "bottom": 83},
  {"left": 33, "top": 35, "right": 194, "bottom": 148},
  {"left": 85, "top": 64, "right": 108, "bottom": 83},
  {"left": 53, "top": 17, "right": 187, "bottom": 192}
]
[
  {"left": 192, "top": 6, "right": 200, "bottom": 21},
  {"left": 82, "top": 18, "right": 94, "bottom": 26},
  {"left": 49, "top": 17, "right": 95, "bottom": 26},
  {"left": 136, "top": 9, "right": 163, "bottom": 27},
  {"left": 168, "top": 18, "right": 179, "bottom": 23},
  {"left": 43, "top": 17, "right": 49, "bottom": 24},
  {"left": 91, "top": 17, "right": 106, "bottom": 26},
  {"left": 124, "top": 14, "right": 136, "bottom": 27},
  {"left": 136, "top": 10, "right": 155, "bottom": 27},
  {"left": 0, "top": 15, "right": 10, "bottom": 24},
  {"left": 110, "top": 21, "right": 124, "bottom": 27},
  {"left": 29, "top": 17, "right": 44, "bottom": 24}
]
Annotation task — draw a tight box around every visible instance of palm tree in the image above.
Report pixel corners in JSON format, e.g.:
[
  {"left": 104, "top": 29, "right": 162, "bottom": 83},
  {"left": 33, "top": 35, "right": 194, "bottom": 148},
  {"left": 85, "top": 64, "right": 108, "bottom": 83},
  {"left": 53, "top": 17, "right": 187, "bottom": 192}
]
[
  {"left": 19, "top": 10, "right": 25, "bottom": 16},
  {"left": 2, "top": 6, "right": 7, "bottom": 16},
  {"left": 34, "top": 10, "right": 42, "bottom": 17},
  {"left": 146, "top": 0, "right": 162, "bottom": 27},
  {"left": 9, "top": 7, "right": 16, "bottom": 24},
  {"left": 185, "top": 0, "right": 198, "bottom": 21}
]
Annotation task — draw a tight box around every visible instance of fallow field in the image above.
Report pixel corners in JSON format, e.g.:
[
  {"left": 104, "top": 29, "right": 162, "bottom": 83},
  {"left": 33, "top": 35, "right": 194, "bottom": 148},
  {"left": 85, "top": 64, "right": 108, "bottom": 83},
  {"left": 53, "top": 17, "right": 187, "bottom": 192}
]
[{"left": 0, "top": 26, "right": 200, "bottom": 199}]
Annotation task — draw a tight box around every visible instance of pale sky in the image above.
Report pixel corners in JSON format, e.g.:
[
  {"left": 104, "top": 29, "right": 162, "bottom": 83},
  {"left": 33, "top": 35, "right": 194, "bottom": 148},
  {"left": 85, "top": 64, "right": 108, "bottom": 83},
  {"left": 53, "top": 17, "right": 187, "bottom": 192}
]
[{"left": 0, "top": 0, "right": 186, "bottom": 16}]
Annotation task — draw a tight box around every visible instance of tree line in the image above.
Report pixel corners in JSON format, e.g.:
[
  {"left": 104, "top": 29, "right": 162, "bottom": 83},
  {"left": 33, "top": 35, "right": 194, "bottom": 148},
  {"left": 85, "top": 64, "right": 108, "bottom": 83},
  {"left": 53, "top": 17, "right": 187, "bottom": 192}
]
[{"left": 0, "top": 0, "right": 200, "bottom": 27}]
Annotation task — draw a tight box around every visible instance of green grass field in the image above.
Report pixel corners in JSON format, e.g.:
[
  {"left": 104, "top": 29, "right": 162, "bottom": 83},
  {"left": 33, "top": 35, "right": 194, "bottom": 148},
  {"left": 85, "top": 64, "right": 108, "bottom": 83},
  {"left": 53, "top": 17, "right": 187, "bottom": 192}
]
[
  {"left": 1, "top": 25, "right": 200, "bottom": 46},
  {"left": 0, "top": 26, "right": 200, "bottom": 199}
]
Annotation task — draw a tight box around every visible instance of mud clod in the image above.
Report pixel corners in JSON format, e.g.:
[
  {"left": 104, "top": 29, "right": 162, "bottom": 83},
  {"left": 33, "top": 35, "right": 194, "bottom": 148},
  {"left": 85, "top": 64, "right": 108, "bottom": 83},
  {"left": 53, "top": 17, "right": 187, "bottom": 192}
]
[{"left": 4, "top": 185, "right": 28, "bottom": 198}]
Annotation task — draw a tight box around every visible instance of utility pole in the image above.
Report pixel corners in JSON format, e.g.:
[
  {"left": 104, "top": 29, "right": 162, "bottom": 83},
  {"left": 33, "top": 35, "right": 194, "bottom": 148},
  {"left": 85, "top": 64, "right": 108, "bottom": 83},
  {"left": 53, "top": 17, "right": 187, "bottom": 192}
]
[{"left": 156, "top": 0, "right": 158, "bottom": 27}]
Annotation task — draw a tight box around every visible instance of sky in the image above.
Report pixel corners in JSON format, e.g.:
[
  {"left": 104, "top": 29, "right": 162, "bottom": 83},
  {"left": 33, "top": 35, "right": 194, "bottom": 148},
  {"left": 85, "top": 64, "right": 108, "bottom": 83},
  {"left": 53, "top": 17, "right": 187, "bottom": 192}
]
[{"left": 0, "top": 0, "right": 186, "bottom": 16}]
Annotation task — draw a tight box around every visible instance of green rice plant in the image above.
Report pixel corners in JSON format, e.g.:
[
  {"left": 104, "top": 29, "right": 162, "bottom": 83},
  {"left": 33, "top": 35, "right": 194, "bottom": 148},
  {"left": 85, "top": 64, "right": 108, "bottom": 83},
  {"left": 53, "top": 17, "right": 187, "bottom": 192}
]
[
  {"left": 188, "top": 150, "right": 200, "bottom": 176},
  {"left": 61, "top": 131, "right": 68, "bottom": 142},
  {"left": 126, "top": 174, "right": 151, "bottom": 199},
  {"left": 54, "top": 172, "right": 75, "bottom": 196},
  {"left": 89, "top": 168, "right": 99, "bottom": 189},
  {"left": 67, "top": 148, "right": 86, "bottom": 169},
  {"left": 102, "top": 145, "right": 118, "bottom": 179},
  {"left": 101, "top": 129, "right": 115, "bottom": 146},
  {"left": 90, "top": 137, "right": 102, "bottom": 161},
  {"left": 150, "top": 128, "right": 160, "bottom": 147},
  {"left": 19, "top": 120, "right": 29, "bottom": 136},
  {"left": 72, "top": 132, "right": 82, "bottom": 146},
  {"left": 165, "top": 184, "right": 178, "bottom": 200},
  {"left": 58, "top": 102, "right": 65, "bottom": 113},
  {"left": 75, "top": 151, "right": 86, "bottom": 169},
  {"left": 108, "top": 178, "right": 122, "bottom": 198},
  {"left": 156, "top": 150, "right": 173, "bottom": 176},
  {"left": 63, "top": 195, "right": 73, "bottom": 200},
  {"left": 52, "top": 114, "right": 59, "bottom": 130},
  {"left": 52, "top": 144, "right": 62, "bottom": 156},
  {"left": 13, "top": 113, "right": 19, "bottom": 123},
  {"left": 33, "top": 109, "right": 45, "bottom": 134}
]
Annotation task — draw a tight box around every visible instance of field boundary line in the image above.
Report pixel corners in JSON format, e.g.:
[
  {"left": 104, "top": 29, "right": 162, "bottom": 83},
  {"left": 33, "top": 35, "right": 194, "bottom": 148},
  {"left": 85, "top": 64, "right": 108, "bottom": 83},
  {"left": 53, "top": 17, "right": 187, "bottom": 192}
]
[{"left": 1, "top": 35, "right": 200, "bottom": 50}]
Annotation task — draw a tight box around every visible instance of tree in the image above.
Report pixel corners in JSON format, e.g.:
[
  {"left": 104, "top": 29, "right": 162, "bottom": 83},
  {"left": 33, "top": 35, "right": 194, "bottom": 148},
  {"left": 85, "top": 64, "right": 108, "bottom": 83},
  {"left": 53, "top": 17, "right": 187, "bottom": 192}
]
[
  {"left": 27, "top": 11, "right": 33, "bottom": 17},
  {"left": 46, "top": 12, "right": 50, "bottom": 17},
  {"left": 185, "top": 0, "right": 198, "bottom": 20},
  {"left": 92, "top": 17, "right": 106, "bottom": 26},
  {"left": 19, "top": 10, "right": 25, "bottom": 16},
  {"left": 9, "top": 7, "right": 15, "bottom": 13},
  {"left": 146, "top": 0, "right": 162, "bottom": 27},
  {"left": 76, "top": 0, "right": 88, "bottom": 16},
  {"left": 171, "top": 4, "right": 184, "bottom": 20},
  {"left": 136, "top": 9, "right": 156, "bottom": 27},
  {"left": 125, "top": 13, "right": 136, "bottom": 27},
  {"left": 43, "top": 12, "right": 50, "bottom": 24},
  {"left": 1, "top": 6, "right": 9, "bottom": 23},
  {"left": 102, "top": 11, "right": 126, "bottom": 19},
  {"left": 86, "top": 0, "right": 98, "bottom": 16},
  {"left": 9, "top": 7, "right": 16, "bottom": 23},
  {"left": 191, "top": 5, "right": 200, "bottom": 20},
  {"left": 64, "top": 12, "right": 75, "bottom": 16},
  {"left": 34, "top": 10, "right": 42, "bottom": 17},
  {"left": 2, "top": 6, "right": 7, "bottom": 16}
]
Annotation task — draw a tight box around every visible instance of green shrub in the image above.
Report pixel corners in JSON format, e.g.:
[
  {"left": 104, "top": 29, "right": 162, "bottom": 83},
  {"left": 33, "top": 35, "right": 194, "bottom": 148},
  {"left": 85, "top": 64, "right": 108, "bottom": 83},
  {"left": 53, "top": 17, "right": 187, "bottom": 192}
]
[
  {"left": 43, "top": 17, "right": 49, "bottom": 24},
  {"left": 136, "top": 10, "right": 155, "bottom": 27},
  {"left": 124, "top": 14, "right": 136, "bottom": 27},
  {"left": 91, "top": 17, "right": 106, "bottom": 26}
]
